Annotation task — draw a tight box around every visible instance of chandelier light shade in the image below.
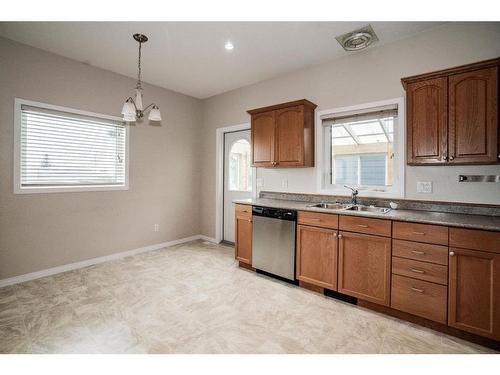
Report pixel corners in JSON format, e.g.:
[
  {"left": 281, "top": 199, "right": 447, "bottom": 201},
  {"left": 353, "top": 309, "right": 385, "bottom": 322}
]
[
  {"left": 121, "top": 33, "right": 162, "bottom": 123},
  {"left": 148, "top": 105, "right": 162, "bottom": 121}
]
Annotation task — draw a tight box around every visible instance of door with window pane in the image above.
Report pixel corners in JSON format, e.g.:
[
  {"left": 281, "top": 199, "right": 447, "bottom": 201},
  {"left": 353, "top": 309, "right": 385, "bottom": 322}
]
[{"left": 224, "top": 130, "right": 252, "bottom": 243}]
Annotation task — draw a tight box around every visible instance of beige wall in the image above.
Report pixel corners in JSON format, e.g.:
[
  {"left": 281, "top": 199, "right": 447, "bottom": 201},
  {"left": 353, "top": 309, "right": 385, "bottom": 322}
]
[
  {"left": 0, "top": 37, "right": 203, "bottom": 279},
  {"left": 200, "top": 22, "right": 500, "bottom": 238}
]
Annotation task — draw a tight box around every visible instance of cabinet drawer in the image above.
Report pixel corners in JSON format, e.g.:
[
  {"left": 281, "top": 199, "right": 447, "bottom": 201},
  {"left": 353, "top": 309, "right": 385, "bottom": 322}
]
[
  {"left": 391, "top": 274, "right": 448, "bottom": 324},
  {"left": 298, "top": 211, "right": 338, "bottom": 229},
  {"left": 339, "top": 215, "right": 391, "bottom": 237},
  {"left": 450, "top": 228, "right": 500, "bottom": 254},
  {"left": 235, "top": 204, "right": 252, "bottom": 219},
  {"left": 393, "top": 221, "right": 448, "bottom": 245},
  {"left": 392, "top": 257, "right": 448, "bottom": 285},
  {"left": 392, "top": 239, "right": 448, "bottom": 265}
]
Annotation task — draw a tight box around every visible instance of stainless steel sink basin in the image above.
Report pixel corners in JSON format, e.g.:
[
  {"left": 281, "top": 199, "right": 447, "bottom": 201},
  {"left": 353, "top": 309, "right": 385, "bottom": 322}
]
[
  {"left": 345, "top": 205, "right": 391, "bottom": 214},
  {"left": 307, "top": 203, "right": 352, "bottom": 210}
]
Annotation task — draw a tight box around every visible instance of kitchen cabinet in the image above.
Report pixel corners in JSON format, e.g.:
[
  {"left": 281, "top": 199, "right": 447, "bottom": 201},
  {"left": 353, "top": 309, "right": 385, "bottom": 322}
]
[
  {"left": 406, "top": 77, "right": 448, "bottom": 164},
  {"left": 248, "top": 99, "right": 317, "bottom": 168},
  {"left": 402, "top": 57, "right": 500, "bottom": 165},
  {"left": 338, "top": 231, "right": 392, "bottom": 306},
  {"left": 296, "top": 224, "right": 338, "bottom": 290},
  {"left": 448, "top": 228, "right": 500, "bottom": 340},
  {"left": 235, "top": 204, "right": 252, "bottom": 265},
  {"left": 449, "top": 67, "right": 498, "bottom": 163}
]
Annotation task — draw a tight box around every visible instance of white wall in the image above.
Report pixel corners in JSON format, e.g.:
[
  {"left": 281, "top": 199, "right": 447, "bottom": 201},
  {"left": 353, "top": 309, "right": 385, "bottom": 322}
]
[{"left": 200, "top": 22, "right": 500, "bottom": 238}]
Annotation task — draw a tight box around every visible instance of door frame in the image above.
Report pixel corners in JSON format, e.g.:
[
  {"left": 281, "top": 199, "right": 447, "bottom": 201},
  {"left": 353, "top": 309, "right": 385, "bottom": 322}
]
[{"left": 215, "top": 123, "right": 255, "bottom": 243}]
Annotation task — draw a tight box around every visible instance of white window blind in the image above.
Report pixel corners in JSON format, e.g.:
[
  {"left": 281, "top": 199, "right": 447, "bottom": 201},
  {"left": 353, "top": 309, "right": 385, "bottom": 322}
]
[{"left": 19, "top": 104, "right": 126, "bottom": 189}]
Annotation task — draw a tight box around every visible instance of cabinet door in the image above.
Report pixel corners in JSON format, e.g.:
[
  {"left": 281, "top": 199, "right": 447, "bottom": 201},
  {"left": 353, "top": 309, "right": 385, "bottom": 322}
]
[
  {"left": 235, "top": 214, "right": 252, "bottom": 265},
  {"left": 251, "top": 110, "right": 276, "bottom": 167},
  {"left": 276, "top": 105, "right": 304, "bottom": 166},
  {"left": 296, "top": 225, "right": 338, "bottom": 290},
  {"left": 448, "top": 248, "right": 500, "bottom": 340},
  {"left": 448, "top": 67, "right": 498, "bottom": 163},
  {"left": 338, "top": 231, "right": 391, "bottom": 306},
  {"left": 406, "top": 77, "right": 448, "bottom": 164}
]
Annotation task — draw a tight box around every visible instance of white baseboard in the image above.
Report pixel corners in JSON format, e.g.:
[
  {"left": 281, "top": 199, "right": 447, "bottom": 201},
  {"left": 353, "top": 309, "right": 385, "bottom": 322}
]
[{"left": 0, "top": 234, "right": 220, "bottom": 288}]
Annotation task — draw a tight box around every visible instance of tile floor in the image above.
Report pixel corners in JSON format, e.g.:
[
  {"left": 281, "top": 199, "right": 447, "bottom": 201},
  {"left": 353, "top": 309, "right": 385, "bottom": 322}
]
[{"left": 0, "top": 240, "right": 496, "bottom": 353}]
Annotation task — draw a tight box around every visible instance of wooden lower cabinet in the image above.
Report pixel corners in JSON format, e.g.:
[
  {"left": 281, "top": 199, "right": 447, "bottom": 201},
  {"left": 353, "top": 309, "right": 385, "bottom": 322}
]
[
  {"left": 296, "top": 225, "right": 338, "bottom": 290},
  {"left": 448, "top": 247, "right": 500, "bottom": 340},
  {"left": 338, "top": 231, "right": 392, "bottom": 306},
  {"left": 235, "top": 207, "right": 252, "bottom": 265},
  {"left": 391, "top": 274, "right": 448, "bottom": 324}
]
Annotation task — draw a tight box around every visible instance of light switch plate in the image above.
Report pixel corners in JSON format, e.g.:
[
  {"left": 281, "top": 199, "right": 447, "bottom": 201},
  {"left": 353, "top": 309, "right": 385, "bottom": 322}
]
[{"left": 417, "top": 181, "right": 433, "bottom": 193}]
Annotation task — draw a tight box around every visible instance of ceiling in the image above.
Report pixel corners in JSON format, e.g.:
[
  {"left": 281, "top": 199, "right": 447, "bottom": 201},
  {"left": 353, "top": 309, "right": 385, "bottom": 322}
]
[{"left": 0, "top": 22, "right": 445, "bottom": 99}]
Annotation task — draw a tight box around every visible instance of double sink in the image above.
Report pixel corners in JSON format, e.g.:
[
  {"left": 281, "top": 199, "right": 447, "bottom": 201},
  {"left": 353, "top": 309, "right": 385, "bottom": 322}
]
[{"left": 307, "top": 202, "right": 391, "bottom": 214}]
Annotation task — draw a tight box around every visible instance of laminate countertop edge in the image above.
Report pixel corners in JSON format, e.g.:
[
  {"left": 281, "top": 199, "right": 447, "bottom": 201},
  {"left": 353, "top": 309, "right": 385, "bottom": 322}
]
[{"left": 233, "top": 198, "right": 500, "bottom": 232}]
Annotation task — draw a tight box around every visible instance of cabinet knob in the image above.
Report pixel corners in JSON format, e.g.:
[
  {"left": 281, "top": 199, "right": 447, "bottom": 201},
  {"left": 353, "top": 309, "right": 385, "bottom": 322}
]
[
  {"left": 443, "top": 155, "right": 448, "bottom": 161},
  {"left": 333, "top": 232, "right": 337, "bottom": 237},
  {"left": 338, "top": 234, "right": 343, "bottom": 239},
  {"left": 449, "top": 251, "right": 455, "bottom": 257},
  {"left": 449, "top": 156, "right": 454, "bottom": 161}
]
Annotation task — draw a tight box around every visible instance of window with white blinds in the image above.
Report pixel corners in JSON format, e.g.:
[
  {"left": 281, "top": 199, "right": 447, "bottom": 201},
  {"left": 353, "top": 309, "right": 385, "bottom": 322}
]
[{"left": 15, "top": 100, "right": 128, "bottom": 193}]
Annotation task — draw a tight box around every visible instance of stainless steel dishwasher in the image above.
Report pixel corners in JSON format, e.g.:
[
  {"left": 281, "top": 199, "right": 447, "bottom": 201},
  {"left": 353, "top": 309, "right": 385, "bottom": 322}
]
[{"left": 251, "top": 206, "right": 297, "bottom": 281}]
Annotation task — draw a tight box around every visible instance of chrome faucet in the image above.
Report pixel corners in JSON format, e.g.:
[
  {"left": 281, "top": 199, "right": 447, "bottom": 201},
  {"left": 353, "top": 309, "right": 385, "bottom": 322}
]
[{"left": 344, "top": 185, "right": 359, "bottom": 205}]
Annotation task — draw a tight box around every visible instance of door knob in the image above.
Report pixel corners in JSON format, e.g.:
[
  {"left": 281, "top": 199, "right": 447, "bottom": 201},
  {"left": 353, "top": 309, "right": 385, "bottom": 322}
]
[{"left": 449, "top": 251, "right": 455, "bottom": 257}]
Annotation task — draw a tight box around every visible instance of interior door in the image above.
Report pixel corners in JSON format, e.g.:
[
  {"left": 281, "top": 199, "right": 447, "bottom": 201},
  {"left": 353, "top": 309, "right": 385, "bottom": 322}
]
[{"left": 224, "top": 130, "right": 252, "bottom": 243}]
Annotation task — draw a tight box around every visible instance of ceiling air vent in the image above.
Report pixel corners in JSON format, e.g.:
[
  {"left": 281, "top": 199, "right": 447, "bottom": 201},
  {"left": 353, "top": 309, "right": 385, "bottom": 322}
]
[{"left": 336, "top": 25, "right": 379, "bottom": 51}]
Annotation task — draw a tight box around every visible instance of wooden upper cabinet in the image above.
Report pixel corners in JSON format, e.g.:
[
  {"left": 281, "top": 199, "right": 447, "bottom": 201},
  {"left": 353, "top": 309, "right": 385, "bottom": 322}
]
[
  {"left": 276, "top": 106, "right": 304, "bottom": 166},
  {"left": 251, "top": 111, "right": 276, "bottom": 167},
  {"left": 402, "top": 57, "right": 500, "bottom": 165},
  {"left": 248, "top": 99, "right": 317, "bottom": 168},
  {"left": 406, "top": 77, "right": 448, "bottom": 164},
  {"left": 448, "top": 67, "right": 498, "bottom": 163}
]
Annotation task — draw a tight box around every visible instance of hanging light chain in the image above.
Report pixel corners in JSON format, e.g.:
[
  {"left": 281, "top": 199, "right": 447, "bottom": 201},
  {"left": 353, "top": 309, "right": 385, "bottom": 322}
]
[{"left": 137, "top": 40, "right": 142, "bottom": 89}]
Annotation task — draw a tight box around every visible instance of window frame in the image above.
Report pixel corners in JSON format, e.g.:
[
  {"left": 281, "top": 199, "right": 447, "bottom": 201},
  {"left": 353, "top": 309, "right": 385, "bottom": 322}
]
[
  {"left": 315, "top": 98, "right": 405, "bottom": 199},
  {"left": 13, "top": 98, "right": 130, "bottom": 194}
]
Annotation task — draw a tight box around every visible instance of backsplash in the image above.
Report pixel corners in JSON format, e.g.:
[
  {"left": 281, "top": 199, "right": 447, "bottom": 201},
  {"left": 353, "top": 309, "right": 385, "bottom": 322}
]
[{"left": 259, "top": 191, "right": 500, "bottom": 217}]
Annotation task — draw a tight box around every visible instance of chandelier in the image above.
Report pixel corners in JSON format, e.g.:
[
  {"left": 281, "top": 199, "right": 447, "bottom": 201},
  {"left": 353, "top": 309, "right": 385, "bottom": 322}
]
[{"left": 121, "top": 33, "right": 162, "bottom": 123}]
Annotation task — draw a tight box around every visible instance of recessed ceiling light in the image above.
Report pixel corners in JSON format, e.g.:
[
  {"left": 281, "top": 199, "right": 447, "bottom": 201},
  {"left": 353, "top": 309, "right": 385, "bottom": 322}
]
[{"left": 224, "top": 41, "right": 234, "bottom": 51}]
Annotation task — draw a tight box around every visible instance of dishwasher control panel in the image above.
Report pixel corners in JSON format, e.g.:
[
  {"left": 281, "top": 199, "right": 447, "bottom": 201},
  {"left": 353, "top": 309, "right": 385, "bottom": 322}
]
[{"left": 252, "top": 206, "right": 297, "bottom": 221}]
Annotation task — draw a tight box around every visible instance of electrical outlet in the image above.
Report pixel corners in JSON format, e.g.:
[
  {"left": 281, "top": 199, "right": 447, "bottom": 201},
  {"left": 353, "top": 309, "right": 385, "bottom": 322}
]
[
  {"left": 154, "top": 224, "right": 159, "bottom": 232},
  {"left": 281, "top": 179, "right": 288, "bottom": 189},
  {"left": 417, "top": 181, "right": 433, "bottom": 193}
]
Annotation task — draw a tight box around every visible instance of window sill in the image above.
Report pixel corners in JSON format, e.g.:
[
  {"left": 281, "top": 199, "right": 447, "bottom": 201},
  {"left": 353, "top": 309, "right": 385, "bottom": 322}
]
[
  {"left": 14, "top": 184, "right": 129, "bottom": 194},
  {"left": 317, "top": 188, "right": 404, "bottom": 200}
]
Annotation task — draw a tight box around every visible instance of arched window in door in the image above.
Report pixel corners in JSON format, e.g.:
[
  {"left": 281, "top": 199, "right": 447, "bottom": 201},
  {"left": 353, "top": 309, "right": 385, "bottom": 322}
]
[{"left": 228, "top": 139, "right": 252, "bottom": 192}]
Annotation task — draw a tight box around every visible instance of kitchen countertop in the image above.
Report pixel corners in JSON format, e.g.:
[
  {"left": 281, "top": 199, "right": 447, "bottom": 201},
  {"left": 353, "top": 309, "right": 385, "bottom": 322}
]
[{"left": 234, "top": 198, "right": 500, "bottom": 232}]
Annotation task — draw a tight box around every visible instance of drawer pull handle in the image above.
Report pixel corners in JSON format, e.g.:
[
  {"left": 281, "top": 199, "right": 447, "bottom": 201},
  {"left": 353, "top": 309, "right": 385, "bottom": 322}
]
[
  {"left": 411, "top": 287, "right": 424, "bottom": 293},
  {"left": 309, "top": 218, "right": 321, "bottom": 221},
  {"left": 412, "top": 231, "right": 425, "bottom": 235},
  {"left": 357, "top": 224, "right": 369, "bottom": 228},
  {"left": 410, "top": 268, "right": 425, "bottom": 274},
  {"left": 411, "top": 250, "right": 425, "bottom": 255}
]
